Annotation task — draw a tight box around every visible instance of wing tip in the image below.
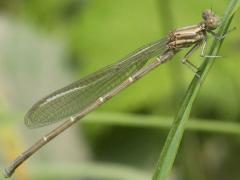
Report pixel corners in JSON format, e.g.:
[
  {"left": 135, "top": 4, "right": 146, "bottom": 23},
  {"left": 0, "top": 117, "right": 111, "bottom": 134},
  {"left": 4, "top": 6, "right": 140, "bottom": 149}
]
[{"left": 24, "top": 110, "right": 35, "bottom": 128}]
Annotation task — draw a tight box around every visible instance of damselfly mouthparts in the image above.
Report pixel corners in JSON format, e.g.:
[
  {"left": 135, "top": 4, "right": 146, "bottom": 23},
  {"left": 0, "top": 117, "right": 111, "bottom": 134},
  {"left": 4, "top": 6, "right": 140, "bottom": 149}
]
[{"left": 4, "top": 9, "right": 221, "bottom": 178}]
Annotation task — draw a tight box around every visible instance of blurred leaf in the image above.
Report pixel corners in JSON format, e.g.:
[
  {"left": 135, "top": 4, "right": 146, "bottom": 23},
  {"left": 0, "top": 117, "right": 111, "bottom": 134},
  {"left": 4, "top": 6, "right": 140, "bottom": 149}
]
[
  {"left": 29, "top": 162, "right": 150, "bottom": 180},
  {"left": 82, "top": 112, "right": 240, "bottom": 135}
]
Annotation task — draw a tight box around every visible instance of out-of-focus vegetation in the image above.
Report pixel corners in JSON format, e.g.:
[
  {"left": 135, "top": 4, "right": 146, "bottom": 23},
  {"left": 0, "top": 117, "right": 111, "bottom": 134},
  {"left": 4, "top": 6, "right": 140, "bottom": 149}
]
[{"left": 0, "top": 0, "right": 239, "bottom": 180}]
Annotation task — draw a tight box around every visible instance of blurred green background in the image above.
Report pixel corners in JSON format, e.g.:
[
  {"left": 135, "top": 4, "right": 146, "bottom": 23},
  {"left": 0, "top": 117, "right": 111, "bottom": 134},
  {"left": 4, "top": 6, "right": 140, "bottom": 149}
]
[{"left": 0, "top": 0, "right": 239, "bottom": 180}]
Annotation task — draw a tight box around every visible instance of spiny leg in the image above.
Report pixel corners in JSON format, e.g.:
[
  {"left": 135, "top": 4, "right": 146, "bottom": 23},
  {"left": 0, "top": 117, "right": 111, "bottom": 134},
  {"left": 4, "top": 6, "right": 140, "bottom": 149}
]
[
  {"left": 200, "top": 37, "right": 221, "bottom": 58},
  {"left": 181, "top": 43, "right": 201, "bottom": 77},
  {"left": 201, "top": 27, "right": 236, "bottom": 59},
  {"left": 208, "top": 27, "right": 236, "bottom": 40}
]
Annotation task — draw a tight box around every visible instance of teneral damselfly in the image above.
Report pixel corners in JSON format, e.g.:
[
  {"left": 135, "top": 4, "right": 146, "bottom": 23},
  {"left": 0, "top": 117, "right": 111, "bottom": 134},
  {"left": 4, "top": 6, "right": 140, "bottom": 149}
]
[{"left": 3, "top": 9, "right": 221, "bottom": 178}]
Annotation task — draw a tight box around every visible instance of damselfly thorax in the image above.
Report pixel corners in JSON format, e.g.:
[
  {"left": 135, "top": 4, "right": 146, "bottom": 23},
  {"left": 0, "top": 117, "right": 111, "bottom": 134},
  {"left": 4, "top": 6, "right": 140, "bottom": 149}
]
[
  {"left": 161, "top": 9, "right": 221, "bottom": 73},
  {"left": 167, "top": 24, "right": 206, "bottom": 49}
]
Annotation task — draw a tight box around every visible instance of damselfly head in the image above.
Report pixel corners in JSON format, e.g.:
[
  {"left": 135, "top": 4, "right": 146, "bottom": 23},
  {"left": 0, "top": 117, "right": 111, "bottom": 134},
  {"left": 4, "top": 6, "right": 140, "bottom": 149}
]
[{"left": 202, "top": 9, "right": 220, "bottom": 30}]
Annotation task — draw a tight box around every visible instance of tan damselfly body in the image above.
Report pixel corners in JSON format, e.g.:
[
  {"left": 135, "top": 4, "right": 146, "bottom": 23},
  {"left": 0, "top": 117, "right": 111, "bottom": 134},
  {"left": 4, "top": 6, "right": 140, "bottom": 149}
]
[{"left": 4, "top": 9, "right": 223, "bottom": 178}]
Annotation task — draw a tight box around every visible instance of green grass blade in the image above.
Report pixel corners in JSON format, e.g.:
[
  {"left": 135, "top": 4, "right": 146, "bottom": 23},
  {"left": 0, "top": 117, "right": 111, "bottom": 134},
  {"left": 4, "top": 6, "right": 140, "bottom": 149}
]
[
  {"left": 152, "top": 1, "right": 240, "bottom": 180},
  {"left": 82, "top": 112, "right": 240, "bottom": 135}
]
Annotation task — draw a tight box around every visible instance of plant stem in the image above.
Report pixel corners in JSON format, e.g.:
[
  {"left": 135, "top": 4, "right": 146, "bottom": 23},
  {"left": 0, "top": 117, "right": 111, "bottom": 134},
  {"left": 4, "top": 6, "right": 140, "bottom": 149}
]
[{"left": 152, "top": 1, "right": 240, "bottom": 180}]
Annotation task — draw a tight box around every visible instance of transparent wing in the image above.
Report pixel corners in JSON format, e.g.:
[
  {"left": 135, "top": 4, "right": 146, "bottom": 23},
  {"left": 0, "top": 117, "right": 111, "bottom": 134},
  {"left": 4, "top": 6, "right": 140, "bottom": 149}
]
[{"left": 25, "top": 38, "right": 168, "bottom": 128}]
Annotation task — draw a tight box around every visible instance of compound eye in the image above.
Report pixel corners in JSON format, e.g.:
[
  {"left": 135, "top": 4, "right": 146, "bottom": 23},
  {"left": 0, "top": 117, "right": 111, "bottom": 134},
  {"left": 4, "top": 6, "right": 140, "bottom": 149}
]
[
  {"left": 207, "top": 17, "right": 220, "bottom": 30},
  {"left": 202, "top": 9, "right": 212, "bottom": 20},
  {"left": 202, "top": 9, "right": 220, "bottom": 30}
]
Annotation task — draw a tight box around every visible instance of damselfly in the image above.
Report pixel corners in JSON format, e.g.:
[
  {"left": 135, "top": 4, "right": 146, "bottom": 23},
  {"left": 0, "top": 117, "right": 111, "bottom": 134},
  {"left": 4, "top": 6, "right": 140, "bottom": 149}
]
[{"left": 4, "top": 9, "right": 222, "bottom": 178}]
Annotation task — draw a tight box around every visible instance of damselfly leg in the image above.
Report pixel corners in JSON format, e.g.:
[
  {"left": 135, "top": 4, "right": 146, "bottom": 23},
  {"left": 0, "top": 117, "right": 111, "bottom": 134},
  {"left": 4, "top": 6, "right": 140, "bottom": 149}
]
[
  {"left": 200, "top": 37, "right": 221, "bottom": 58},
  {"left": 181, "top": 43, "right": 201, "bottom": 77},
  {"left": 208, "top": 27, "right": 236, "bottom": 40}
]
